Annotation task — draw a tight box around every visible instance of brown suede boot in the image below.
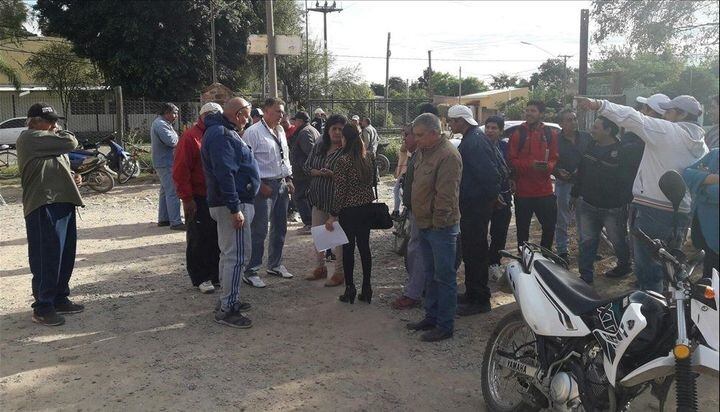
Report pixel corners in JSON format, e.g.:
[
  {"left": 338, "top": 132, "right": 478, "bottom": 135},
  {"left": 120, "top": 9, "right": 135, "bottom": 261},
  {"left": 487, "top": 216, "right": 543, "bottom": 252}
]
[
  {"left": 305, "top": 266, "right": 327, "bottom": 281},
  {"left": 324, "top": 272, "right": 345, "bottom": 287}
]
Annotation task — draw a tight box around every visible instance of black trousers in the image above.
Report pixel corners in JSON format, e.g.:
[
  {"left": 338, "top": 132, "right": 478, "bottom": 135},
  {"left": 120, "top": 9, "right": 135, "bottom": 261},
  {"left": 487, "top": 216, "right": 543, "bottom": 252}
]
[
  {"left": 515, "top": 195, "right": 557, "bottom": 251},
  {"left": 460, "top": 202, "right": 494, "bottom": 304},
  {"left": 187, "top": 196, "right": 220, "bottom": 286},
  {"left": 489, "top": 205, "right": 512, "bottom": 266},
  {"left": 339, "top": 204, "right": 373, "bottom": 288}
]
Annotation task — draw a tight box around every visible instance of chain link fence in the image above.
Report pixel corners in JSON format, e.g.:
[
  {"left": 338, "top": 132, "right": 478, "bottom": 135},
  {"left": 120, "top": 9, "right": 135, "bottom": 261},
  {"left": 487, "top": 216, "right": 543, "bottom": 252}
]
[{"left": 306, "top": 98, "right": 431, "bottom": 136}]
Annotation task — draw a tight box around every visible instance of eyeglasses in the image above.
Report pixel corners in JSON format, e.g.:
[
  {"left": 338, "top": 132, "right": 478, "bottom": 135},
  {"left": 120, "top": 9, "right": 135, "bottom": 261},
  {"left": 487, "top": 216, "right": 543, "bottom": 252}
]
[{"left": 236, "top": 104, "right": 252, "bottom": 118}]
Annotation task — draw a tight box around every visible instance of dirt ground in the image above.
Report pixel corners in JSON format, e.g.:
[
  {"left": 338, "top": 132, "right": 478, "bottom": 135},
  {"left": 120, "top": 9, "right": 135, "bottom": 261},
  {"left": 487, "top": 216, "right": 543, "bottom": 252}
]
[{"left": 0, "top": 177, "right": 717, "bottom": 411}]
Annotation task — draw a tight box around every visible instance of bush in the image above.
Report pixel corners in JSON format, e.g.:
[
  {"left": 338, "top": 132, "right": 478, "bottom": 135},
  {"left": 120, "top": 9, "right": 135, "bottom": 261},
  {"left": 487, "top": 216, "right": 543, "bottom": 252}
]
[{"left": 380, "top": 134, "right": 402, "bottom": 167}]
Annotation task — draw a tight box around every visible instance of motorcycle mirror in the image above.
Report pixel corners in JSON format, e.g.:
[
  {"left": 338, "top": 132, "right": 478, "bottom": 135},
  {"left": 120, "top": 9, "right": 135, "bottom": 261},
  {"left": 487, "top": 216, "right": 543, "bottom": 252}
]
[{"left": 658, "top": 170, "right": 687, "bottom": 212}]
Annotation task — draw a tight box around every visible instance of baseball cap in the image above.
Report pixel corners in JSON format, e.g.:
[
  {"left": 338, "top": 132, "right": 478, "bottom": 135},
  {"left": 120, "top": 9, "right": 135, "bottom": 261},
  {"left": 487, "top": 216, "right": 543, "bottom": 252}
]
[
  {"left": 27, "top": 102, "right": 64, "bottom": 121},
  {"left": 251, "top": 108, "right": 264, "bottom": 118},
  {"left": 659, "top": 95, "right": 703, "bottom": 116},
  {"left": 447, "top": 105, "right": 478, "bottom": 126},
  {"left": 636, "top": 94, "right": 670, "bottom": 115},
  {"left": 351, "top": 115, "right": 360, "bottom": 121},
  {"left": 314, "top": 108, "right": 325, "bottom": 115},
  {"left": 294, "top": 111, "right": 310, "bottom": 122},
  {"left": 199, "top": 102, "right": 223, "bottom": 116}
]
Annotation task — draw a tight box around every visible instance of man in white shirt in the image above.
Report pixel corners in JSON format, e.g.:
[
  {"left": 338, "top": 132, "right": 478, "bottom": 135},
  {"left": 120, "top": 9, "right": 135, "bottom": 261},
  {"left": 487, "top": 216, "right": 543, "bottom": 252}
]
[{"left": 241, "top": 98, "right": 295, "bottom": 287}]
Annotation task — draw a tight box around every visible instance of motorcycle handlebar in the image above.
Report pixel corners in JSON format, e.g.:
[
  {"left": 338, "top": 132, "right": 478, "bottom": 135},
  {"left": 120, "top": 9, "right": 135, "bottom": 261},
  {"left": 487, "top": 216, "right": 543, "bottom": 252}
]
[{"left": 630, "top": 227, "right": 662, "bottom": 253}]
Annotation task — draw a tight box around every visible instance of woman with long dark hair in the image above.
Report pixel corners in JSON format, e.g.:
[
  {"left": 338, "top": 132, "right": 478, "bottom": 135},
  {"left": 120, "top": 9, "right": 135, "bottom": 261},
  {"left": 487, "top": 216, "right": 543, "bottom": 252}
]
[
  {"left": 304, "top": 114, "right": 347, "bottom": 286},
  {"left": 325, "top": 124, "right": 376, "bottom": 304}
]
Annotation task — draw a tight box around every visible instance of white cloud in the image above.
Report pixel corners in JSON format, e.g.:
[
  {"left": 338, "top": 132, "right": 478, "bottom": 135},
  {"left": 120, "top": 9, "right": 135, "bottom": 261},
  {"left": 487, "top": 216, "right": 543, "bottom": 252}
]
[{"left": 304, "top": 0, "right": 594, "bottom": 84}]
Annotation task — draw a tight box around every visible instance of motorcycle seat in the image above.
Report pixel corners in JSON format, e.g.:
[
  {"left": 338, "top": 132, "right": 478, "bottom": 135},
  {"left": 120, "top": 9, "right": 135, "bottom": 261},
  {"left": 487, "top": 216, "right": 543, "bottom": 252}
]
[{"left": 533, "top": 260, "right": 611, "bottom": 315}]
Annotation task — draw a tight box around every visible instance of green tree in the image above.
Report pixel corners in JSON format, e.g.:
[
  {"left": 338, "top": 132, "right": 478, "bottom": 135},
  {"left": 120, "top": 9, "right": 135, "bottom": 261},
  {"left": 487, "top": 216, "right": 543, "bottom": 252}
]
[
  {"left": 427, "top": 71, "right": 488, "bottom": 96},
  {"left": 25, "top": 42, "right": 103, "bottom": 126},
  {"left": 591, "top": 0, "right": 719, "bottom": 55},
  {"left": 34, "top": 0, "right": 309, "bottom": 101},
  {"left": 370, "top": 82, "right": 384, "bottom": 96},
  {"left": 0, "top": 0, "right": 29, "bottom": 89},
  {"left": 490, "top": 73, "right": 520, "bottom": 89}
]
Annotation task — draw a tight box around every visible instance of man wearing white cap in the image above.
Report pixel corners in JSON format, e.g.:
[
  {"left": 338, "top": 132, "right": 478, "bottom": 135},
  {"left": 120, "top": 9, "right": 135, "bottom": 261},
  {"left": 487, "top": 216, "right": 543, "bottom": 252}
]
[
  {"left": 173, "top": 102, "right": 224, "bottom": 293},
  {"left": 312, "top": 108, "right": 326, "bottom": 134},
  {"left": 576, "top": 95, "right": 708, "bottom": 292},
  {"left": 447, "top": 104, "right": 502, "bottom": 316}
]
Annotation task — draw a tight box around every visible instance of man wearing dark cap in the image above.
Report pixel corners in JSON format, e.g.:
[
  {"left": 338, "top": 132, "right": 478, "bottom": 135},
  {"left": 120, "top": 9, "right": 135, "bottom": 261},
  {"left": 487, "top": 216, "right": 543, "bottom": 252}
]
[
  {"left": 250, "top": 108, "right": 264, "bottom": 125},
  {"left": 289, "top": 111, "right": 318, "bottom": 232},
  {"left": 16, "top": 103, "right": 85, "bottom": 326}
]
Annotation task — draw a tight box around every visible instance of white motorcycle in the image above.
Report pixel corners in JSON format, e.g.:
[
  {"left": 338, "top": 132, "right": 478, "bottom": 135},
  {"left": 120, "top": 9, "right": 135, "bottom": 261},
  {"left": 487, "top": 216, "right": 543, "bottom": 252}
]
[{"left": 481, "top": 171, "right": 719, "bottom": 411}]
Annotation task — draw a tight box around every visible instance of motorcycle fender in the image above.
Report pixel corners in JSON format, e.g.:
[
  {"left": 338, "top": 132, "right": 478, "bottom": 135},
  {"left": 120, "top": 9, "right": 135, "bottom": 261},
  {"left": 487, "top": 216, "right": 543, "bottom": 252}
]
[
  {"left": 691, "top": 271, "right": 719, "bottom": 351},
  {"left": 620, "top": 345, "right": 719, "bottom": 387},
  {"left": 103, "top": 165, "right": 118, "bottom": 177},
  {"left": 507, "top": 260, "right": 591, "bottom": 337},
  {"left": 598, "top": 302, "right": 647, "bottom": 386}
]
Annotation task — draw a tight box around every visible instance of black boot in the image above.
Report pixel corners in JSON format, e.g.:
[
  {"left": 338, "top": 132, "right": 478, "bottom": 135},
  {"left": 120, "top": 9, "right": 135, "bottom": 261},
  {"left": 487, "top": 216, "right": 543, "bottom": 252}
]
[
  {"left": 358, "top": 283, "right": 373, "bottom": 304},
  {"left": 339, "top": 284, "right": 356, "bottom": 304}
]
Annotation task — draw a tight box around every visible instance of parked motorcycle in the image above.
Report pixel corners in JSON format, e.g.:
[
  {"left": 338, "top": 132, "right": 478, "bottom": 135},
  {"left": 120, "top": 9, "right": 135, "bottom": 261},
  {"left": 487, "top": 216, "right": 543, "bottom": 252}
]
[
  {"left": 69, "top": 149, "right": 117, "bottom": 193},
  {"left": 481, "top": 170, "right": 719, "bottom": 411},
  {"left": 79, "top": 135, "right": 139, "bottom": 184}
]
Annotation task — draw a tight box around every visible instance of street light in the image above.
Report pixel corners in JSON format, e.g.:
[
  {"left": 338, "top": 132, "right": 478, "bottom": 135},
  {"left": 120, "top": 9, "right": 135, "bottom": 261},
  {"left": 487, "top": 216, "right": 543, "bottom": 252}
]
[{"left": 520, "top": 41, "right": 572, "bottom": 101}]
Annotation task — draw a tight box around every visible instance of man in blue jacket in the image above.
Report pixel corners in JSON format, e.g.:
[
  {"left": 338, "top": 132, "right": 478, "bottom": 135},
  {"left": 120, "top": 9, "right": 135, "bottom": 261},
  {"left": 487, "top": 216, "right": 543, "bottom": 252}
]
[
  {"left": 201, "top": 97, "right": 260, "bottom": 329},
  {"left": 448, "top": 105, "right": 501, "bottom": 316}
]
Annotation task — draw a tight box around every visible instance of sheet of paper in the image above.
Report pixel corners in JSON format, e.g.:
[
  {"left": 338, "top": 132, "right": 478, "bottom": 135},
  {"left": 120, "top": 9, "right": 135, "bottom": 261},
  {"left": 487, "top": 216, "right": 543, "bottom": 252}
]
[{"left": 311, "top": 222, "right": 349, "bottom": 252}]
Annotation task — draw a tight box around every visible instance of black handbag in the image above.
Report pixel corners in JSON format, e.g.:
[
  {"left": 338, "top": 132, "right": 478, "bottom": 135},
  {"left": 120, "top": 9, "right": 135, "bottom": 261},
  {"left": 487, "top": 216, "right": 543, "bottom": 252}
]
[{"left": 368, "top": 156, "right": 394, "bottom": 230}]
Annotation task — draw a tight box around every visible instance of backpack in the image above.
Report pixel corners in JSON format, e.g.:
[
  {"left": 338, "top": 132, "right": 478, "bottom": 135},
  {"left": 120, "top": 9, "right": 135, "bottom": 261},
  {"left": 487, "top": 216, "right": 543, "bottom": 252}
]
[{"left": 515, "top": 125, "right": 555, "bottom": 153}]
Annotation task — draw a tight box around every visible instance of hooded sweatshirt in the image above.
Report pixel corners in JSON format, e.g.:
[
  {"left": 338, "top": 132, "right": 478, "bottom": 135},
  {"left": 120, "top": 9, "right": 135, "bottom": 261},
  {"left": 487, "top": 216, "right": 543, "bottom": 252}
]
[{"left": 598, "top": 100, "right": 708, "bottom": 213}]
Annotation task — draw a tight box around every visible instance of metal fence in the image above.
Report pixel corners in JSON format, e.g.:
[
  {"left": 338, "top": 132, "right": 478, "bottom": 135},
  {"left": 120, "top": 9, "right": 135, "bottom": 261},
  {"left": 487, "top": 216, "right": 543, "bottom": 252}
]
[{"left": 306, "top": 98, "right": 431, "bottom": 135}]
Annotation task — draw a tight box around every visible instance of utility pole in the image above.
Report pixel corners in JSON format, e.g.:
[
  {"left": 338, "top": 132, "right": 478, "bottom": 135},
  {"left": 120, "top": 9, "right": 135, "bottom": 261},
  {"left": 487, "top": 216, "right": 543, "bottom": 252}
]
[
  {"left": 458, "top": 66, "right": 462, "bottom": 103},
  {"left": 579, "top": 9, "right": 589, "bottom": 95},
  {"left": 305, "top": 0, "right": 310, "bottom": 105},
  {"left": 308, "top": 1, "right": 343, "bottom": 96},
  {"left": 266, "top": 0, "right": 278, "bottom": 98},
  {"left": 405, "top": 78, "right": 410, "bottom": 122},
  {"left": 210, "top": 0, "right": 239, "bottom": 85},
  {"left": 558, "top": 54, "right": 572, "bottom": 103},
  {"left": 427, "top": 50, "right": 433, "bottom": 99},
  {"left": 384, "top": 32, "right": 391, "bottom": 127},
  {"left": 211, "top": 2, "right": 217, "bottom": 84}
]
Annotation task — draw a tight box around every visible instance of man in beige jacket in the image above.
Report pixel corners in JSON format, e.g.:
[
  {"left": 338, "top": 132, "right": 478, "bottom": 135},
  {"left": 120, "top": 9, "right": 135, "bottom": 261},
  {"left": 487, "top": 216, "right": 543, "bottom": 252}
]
[{"left": 406, "top": 113, "right": 463, "bottom": 342}]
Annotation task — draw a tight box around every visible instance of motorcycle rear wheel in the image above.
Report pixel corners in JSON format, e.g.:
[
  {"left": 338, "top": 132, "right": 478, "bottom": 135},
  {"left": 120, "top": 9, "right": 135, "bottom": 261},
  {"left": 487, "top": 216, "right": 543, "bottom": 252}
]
[
  {"left": 86, "top": 170, "right": 115, "bottom": 193},
  {"left": 481, "top": 310, "right": 542, "bottom": 412}
]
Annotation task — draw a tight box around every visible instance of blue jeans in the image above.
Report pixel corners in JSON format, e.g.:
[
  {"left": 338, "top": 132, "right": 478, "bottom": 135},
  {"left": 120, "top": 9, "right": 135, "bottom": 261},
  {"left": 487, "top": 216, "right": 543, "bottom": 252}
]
[
  {"left": 555, "top": 180, "right": 579, "bottom": 255},
  {"left": 403, "top": 212, "right": 431, "bottom": 300},
  {"left": 630, "top": 204, "right": 690, "bottom": 292},
  {"left": 156, "top": 166, "right": 182, "bottom": 226},
  {"left": 577, "top": 200, "right": 630, "bottom": 281},
  {"left": 420, "top": 224, "right": 460, "bottom": 333},
  {"left": 247, "top": 178, "right": 289, "bottom": 272},
  {"left": 25, "top": 203, "right": 77, "bottom": 315}
]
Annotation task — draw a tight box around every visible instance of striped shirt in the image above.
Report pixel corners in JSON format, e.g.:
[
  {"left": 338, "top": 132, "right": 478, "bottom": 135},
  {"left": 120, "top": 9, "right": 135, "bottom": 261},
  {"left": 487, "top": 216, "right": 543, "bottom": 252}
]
[{"left": 304, "top": 145, "right": 343, "bottom": 213}]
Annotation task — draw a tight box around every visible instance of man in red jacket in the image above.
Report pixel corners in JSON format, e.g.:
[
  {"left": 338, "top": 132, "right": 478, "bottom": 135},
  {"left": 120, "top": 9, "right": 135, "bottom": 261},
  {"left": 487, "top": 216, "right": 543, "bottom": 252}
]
[
  {"left": 507, "top": 100, "right": 559, "bottom": 251},
  {"left": 173, "top": 102, "right": 223, "bottom": 293}
]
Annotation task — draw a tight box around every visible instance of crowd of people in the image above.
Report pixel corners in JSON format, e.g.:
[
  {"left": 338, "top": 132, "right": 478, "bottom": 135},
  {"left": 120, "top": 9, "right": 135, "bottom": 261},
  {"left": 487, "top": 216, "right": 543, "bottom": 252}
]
[{"left": 14, "top": 92, "right": 719, "bottom": 342}]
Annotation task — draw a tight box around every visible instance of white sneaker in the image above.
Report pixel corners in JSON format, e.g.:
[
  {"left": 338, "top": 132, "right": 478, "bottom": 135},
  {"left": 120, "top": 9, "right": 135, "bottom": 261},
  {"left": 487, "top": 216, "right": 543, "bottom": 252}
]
[
  {"left": 198, "top": 281, "right": 215, "bottom": 294},
  {"left": 242, "top": 274, "right": 267, "bottom": 288},
  {"left": 267, "top": 265, "right": 294, "bottom": 279},
  {"left": 489, "top": 264, "right": 505, "bottom": 283}
]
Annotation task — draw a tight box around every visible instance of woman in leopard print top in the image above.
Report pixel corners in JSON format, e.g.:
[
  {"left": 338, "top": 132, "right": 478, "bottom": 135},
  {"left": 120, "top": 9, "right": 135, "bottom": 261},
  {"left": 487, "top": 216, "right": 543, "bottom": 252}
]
[{"left": 325, "top": 124, "right": 376, "bottom": 304}]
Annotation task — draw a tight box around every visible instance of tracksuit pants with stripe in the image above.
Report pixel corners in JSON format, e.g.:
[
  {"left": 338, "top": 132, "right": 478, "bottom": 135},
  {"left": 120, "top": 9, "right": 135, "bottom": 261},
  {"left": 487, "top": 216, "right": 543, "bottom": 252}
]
[{"left": 210, "top": 203, "right": 254, "bottom": 312}]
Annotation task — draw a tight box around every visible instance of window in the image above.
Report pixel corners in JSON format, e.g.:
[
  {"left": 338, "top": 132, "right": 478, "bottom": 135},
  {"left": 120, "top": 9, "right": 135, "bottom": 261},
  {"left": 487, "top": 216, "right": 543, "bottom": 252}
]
[{"left": 0, "top": 118, "right": 26, "bottom": 129}]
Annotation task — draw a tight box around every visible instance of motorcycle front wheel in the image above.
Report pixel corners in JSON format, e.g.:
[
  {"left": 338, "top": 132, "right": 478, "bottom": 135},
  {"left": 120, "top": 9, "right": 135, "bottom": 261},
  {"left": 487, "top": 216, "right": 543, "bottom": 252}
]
[
  {"left": 86, "top": 170, "right": 115, "bottom": 193},
  {"left": 118, "top": 159, "right": 140, "bottom": 184},
  {"left": 481, "top": 310, "right": 542, "bottom": 412}
]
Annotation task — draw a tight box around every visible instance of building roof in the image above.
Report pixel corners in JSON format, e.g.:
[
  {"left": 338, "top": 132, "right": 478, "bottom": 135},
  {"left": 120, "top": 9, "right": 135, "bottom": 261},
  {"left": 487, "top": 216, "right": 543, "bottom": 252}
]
[
  {"left": 0, "top": 36, "right": 70, "bottom": 86},
  {"left": 458, "top": 87, "right": 528, "bottom": 100}
]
